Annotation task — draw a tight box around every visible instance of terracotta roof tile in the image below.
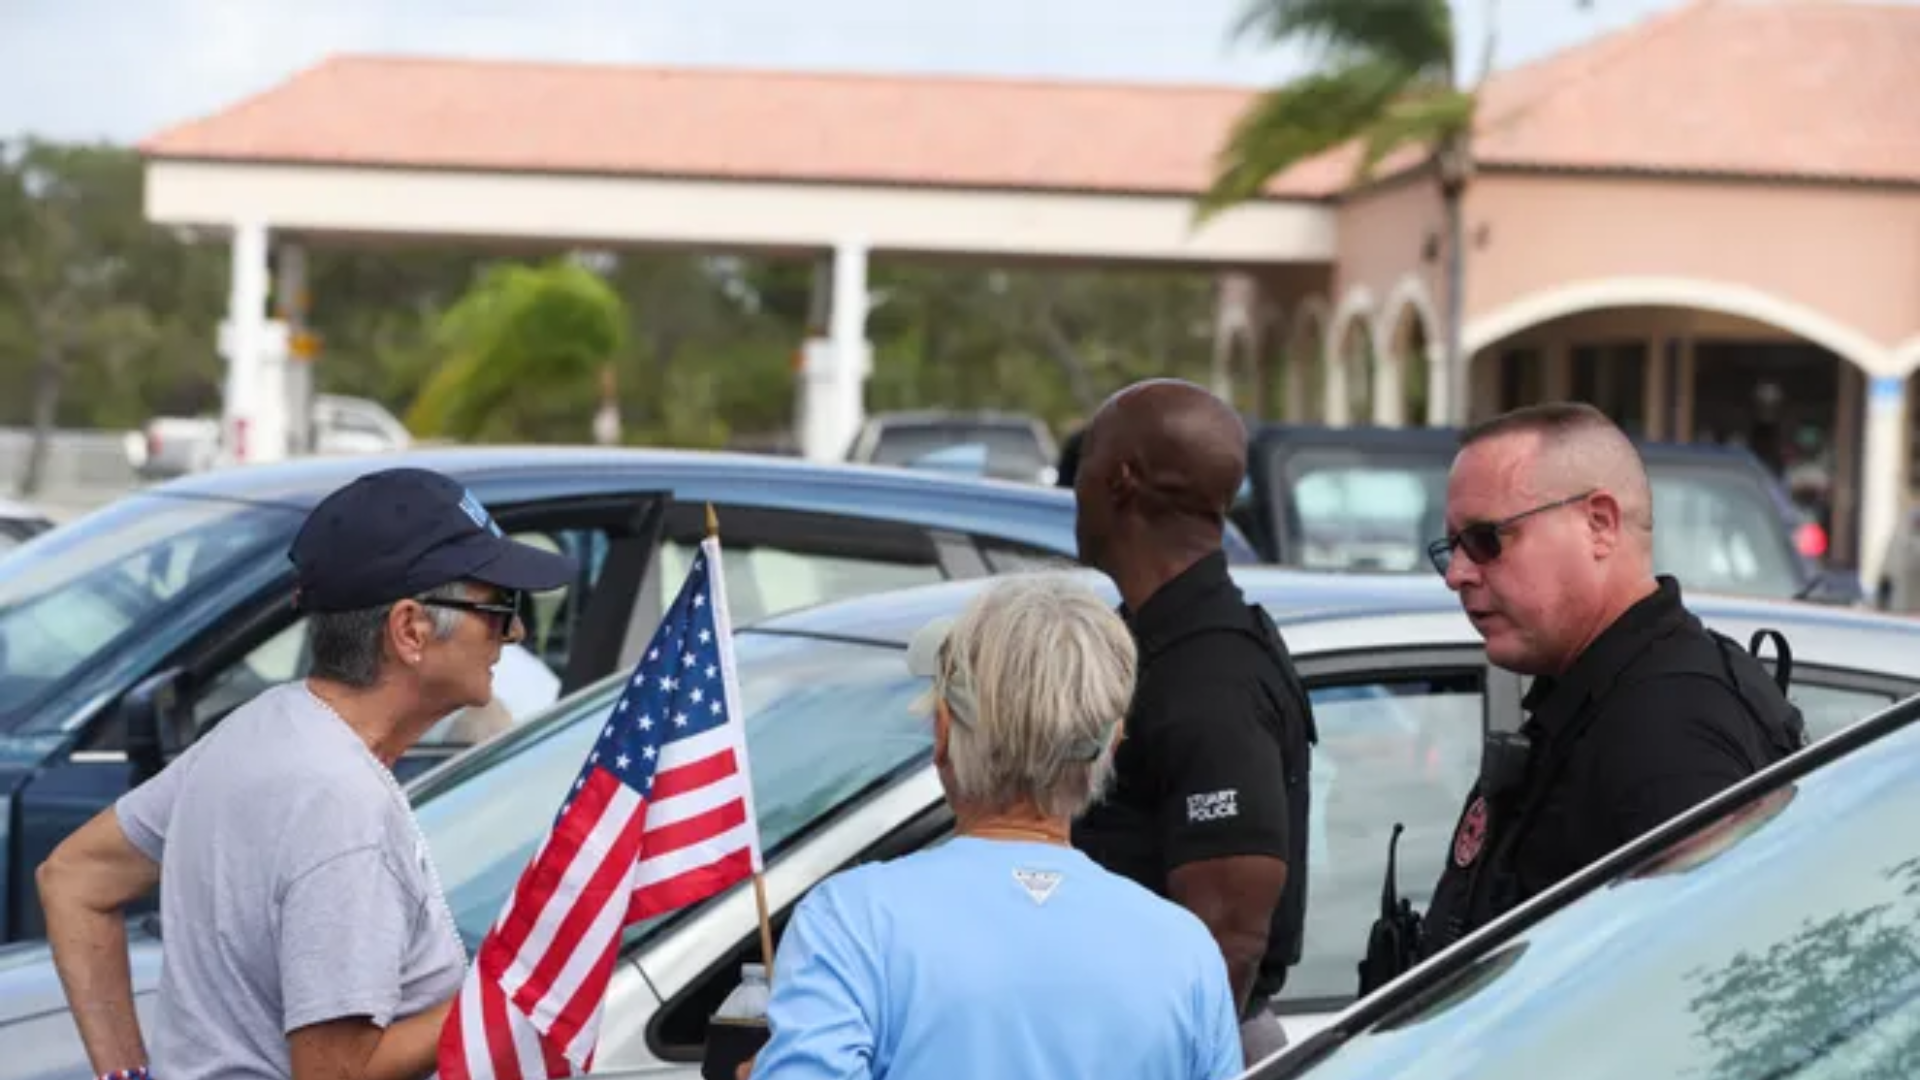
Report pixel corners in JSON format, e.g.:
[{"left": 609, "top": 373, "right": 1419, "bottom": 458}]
[
  {"left": 140, "top": 56, "right": 1334, "bottom": 198},
  {"left": 1472, "top": 0, "right": 1920, "bottom": 184},
  {"left": 140, "top": 1, "right": 1920, "bottom": 199}
]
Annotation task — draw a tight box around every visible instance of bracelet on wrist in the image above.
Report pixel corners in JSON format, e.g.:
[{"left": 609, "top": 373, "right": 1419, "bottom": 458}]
[{"left": 99, "top": 1068, "right": 152, "bottom": 1080}]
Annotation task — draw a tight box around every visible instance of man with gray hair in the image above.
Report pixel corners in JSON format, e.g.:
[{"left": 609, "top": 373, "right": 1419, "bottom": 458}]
[
  {"left": 1413, "top": 401, "right": 1805, "bottom": 961},
  {"left": 37, "top": 467, "right": 577, "bottom": 1080}
]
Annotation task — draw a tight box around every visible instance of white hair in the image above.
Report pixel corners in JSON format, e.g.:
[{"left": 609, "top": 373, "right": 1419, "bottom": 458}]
[{"left": 921, "top": 574, "right": 1137, "bottom": 819}]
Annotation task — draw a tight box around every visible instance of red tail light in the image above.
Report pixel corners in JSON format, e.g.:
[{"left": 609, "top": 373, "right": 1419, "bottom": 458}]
[{"left": 1794, "top": 521, "right": 1828, "bottom": 559}]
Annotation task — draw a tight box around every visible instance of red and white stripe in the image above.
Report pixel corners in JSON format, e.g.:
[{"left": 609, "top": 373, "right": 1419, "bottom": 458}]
[{"left": 437, "top": 539, "right": 764, "bottom": 1080}]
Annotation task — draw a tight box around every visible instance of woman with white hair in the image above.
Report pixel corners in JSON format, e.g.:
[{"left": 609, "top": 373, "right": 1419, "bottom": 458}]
[{"left": 746, "top": 574, "right": 1243, "bottom": 1080}]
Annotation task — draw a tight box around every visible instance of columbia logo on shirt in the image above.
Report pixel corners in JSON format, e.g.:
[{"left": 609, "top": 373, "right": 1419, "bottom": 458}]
[{"left": 1186, "top": 789, "right": 1239, "bottom": 823}]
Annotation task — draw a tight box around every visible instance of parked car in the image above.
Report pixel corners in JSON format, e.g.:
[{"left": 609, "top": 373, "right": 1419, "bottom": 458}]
[
  {"left": 1229, "top": 424, "right": 1862, "bottom": 605},
  {"left": 0, "top": 444, "right": 1185, "bottom": 944},
  {"left": 0, "top": 499, "right": 51, "bottom": 556},
  {"left": 126, "top": 394, "right": 413, "bottom": 480},
  {"left": 10, "top": 568, "right": 1918, "bottom": 1077},
  {"left": 1240, "top": 653, "right": 1920, "bottom": 1079},
  {"left": 847, "top": 409, "right": 1061, "bottom": 486}
]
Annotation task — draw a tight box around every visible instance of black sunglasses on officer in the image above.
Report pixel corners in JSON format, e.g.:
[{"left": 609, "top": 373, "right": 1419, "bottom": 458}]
[{"left": 1426, "top": 490, "right": 1597, "bottom": 576}]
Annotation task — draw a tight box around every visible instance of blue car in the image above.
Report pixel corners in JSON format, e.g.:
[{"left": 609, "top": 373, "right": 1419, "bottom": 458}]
[{"left": 0, "top": 445, "right": 1255, "bottom": 944}]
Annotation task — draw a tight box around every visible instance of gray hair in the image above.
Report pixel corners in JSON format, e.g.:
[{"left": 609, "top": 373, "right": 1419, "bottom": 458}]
[
  {"left": 920, "top": 574, "right": 1137, "bottom": 819},
  {"left": 307, "top": 580, "right": 471, "bottom": 688}
]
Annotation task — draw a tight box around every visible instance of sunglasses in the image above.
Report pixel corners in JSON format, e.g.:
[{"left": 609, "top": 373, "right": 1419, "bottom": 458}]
[
  {"left": 419, "top": 590, "right": 524, "bottom": 639},
  {"left": 1426, "top": 491, "right": 1595, "bottom": 576}
]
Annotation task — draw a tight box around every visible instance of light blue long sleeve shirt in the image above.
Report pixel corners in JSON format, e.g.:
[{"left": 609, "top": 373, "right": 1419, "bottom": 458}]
[{"left": 749, "top": 836, "right": 1243, "bottom": 1080}]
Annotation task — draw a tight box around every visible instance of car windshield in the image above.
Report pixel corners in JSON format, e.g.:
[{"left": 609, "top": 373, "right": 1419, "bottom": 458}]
[
  {"left": 1270, "top": 450, "right": 1804, "bottom": 596},
  {"left": 1650, "top": 468, "right": 1806, "bottom": 598},
  {"left": 869, "top": 423, "right": 1050, "bottom": 482},
  {"left": 414, "top": 630, "right": 932, "bottom": 952},
  {"left": 1279, "top": 698, "right": 1920, "bottom": 1080},
  {"left": 0, "top": 493, "right": 300, "bottom": 724}
]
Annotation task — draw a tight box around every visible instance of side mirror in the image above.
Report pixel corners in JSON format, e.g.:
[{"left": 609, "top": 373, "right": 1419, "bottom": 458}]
[{"left": 124, "top": 668, "right": 190, "bottom": 786}]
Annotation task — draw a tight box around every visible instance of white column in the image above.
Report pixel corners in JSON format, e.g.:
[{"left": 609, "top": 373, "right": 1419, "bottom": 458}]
[
  {"left": 1859, "top": 373, "right": 1908, "bottom": 598},
  {"left": 1283, "top": 343, "right": 1310, "bottom": 423},
  {"left": 797, "top": 240, "right": 872, "bottom": 462},
  {"left": 222, "top": 220, "right": 271, "bottom": 466},
  {"left": 1372, "top": 332, "right": 1405, "bottom": 427},
  {"left": 1322, "top": 332, "right": 1349, "bottom": 426},
  {"left": 1424, "top": 345, "right": 1449, "bottom": 427},
  {"left": 276, "top": 243, "right": 313, "bottom": 456}
]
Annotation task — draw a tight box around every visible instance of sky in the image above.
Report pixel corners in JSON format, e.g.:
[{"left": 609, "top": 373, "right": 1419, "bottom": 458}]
[{"left": 1, "top": 0, "right": 1689, "bottom": 144}]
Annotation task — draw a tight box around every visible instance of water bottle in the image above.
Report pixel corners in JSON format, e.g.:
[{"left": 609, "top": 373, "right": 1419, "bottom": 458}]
[{"left": 702, "top": 963, "right": 772, "bottom": 1080}]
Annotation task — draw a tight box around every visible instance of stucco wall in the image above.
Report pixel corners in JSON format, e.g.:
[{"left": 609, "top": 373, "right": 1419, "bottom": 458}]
[
  {"left": 1333, "top": 175, "right": 1448, "bottom": 345},
  {"left": 1463, "top": 172, "right": 1920, "bottom": 369}
]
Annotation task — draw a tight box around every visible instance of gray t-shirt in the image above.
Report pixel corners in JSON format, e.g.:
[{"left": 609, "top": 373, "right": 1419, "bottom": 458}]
[{"left": 118, "top": 682, "right": 467, "bottom": 1079}]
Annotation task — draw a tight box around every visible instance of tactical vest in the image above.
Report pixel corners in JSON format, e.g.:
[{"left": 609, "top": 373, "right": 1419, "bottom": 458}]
[
  {"left": 1141, "top": 603, "right": 1319, "bottom": 999},
  {"left": 1423, "top": 626, "right": 1807, "bottom": 958}
]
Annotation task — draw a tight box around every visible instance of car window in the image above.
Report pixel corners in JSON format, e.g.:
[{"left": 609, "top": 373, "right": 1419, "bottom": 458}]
[
  {"left": 183, "top": 526, "right": 614, "bottom": 744},
  {"left": 413, "top": 632, "right": 931, "bottom": 953},
  {"left": 868, "top": 423, "right": 1052, "bottom": 483},
  {"left": 1287, "top": 669, "right": 1485, "bottom": 1005},
  {"left": 1264, "top": 447, "right": 1805, "bottom": 598},
  {"left": 976, "top": 541, "right": 1082, "bottom": 574},
  {"left": 656, "top": 539, "right": 944, "bottom": 625},
  {"left": 1271, "top": 700, "right": 1920, "bottom": 1080},
  {"left": 1793, "top": 681, "right": 1901, "bottom": 743},
  {"left": 1651, "top": 471, "right": 1803, "bottom": 599},
  {"left": 0, "top": 494, "right": 299, "bottom": 727},
  {"left": 1283, "top": 458, "right": 1443, "bottom": 573}
]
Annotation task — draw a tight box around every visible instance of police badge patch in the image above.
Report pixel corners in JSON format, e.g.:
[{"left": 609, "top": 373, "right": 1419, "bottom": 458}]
[{"left": 1453, "top": 795, "right": 1490, "bottom": 868}]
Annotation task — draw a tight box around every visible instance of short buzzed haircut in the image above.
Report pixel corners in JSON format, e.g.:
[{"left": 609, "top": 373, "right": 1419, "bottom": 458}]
[{"left": 1460, "top": 402, "right": 1655, "bottom": 536}]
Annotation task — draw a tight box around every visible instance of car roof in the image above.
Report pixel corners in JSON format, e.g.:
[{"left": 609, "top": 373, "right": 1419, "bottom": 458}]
[
  {"left": 1268, "top": 646, "right": 1920, "bottom": 1075},
  {"left": 747, "top": 566, "right": 1455, "bottom": 645},
  {"left": 0, "top": 497, "right": 48, "bottom": 522},
  {"left": 1246, "top": 422, "right": 1773, "bottom": 470},
  {"left": 135, "top": 444, "right": 1076, "bottom": 518},
  {"left": 749, "top": 566, "right": 1920, "bottom": 677},
  {"left": 866, "top": 409, "right": 1046, "bottom": 428}
]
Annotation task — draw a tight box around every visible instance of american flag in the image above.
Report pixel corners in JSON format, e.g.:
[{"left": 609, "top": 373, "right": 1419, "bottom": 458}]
[{"left": 438, "top": 536, "right": 764, "bottom": 1079}]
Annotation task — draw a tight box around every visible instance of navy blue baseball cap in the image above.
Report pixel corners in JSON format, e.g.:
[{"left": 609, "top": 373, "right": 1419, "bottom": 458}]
[{"left": 289, "top": 467, "right": 578, "bottom": 613}]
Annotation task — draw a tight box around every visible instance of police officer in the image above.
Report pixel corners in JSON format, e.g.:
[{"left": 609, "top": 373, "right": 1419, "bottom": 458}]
[
  {"left": 1417, "top": 401, "right": 1805, "bottom": 959},
  {"left": 1069, "top": 379, "right": 1317, "bottom": 1065}
]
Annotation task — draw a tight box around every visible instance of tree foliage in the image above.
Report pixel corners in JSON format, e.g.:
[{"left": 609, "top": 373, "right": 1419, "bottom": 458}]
[
  {"left": 0, "top": 141, "right": 1238, "bottom": 467},
  {"left": 406, "top": 259, "right": 627, "bottom": 442},
  {"left": 1200, "top": 0, "right": 1472, "bottom": 218}
]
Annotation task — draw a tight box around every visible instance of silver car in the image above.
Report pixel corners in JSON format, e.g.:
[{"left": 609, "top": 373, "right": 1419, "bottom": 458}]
[{"left": 7, "top": 569, "right": 1920, "bottom": 1078}]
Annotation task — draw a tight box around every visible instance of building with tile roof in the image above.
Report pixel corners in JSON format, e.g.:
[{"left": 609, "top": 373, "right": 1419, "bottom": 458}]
[{"left": 138, "top": 0, "right": 1920, "bottom": 590}]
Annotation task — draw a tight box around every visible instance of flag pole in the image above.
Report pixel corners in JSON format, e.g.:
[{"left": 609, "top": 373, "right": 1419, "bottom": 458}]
[{"left": 709, "top": 502, "right": 778, "bottom": 979}]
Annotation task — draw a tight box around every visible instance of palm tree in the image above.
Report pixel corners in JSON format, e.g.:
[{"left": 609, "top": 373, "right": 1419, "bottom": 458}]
[
  {"left": 1198, "top": 0, "right": 1506, "bottom": 426},
  {"left": 406, "top": 258, "right": 628, "bottom": 442}
]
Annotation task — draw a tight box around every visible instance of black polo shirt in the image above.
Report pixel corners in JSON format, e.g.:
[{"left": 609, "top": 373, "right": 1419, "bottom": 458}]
[
  {"left": 1071, "top": 551, "right": 1314, "bottom": 997},
  {"left": 1420, "top": 575, "right": 1803, "bottom": 955}
]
